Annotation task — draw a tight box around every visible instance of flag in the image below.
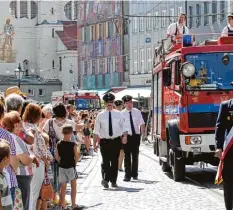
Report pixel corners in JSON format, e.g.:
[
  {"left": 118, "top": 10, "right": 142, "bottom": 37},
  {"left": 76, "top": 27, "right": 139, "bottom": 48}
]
[{"left": 215, "top": 127, "right": 233, "bottom": 185}]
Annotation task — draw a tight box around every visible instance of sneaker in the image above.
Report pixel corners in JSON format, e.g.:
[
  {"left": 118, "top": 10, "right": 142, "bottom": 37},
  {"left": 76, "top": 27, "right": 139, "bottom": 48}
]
[
  {"left": 101, "top": 180, "right": 109, "bottom": 188},
  {"left": 132, "top": 177, "right": 138, "bottom": 180}
]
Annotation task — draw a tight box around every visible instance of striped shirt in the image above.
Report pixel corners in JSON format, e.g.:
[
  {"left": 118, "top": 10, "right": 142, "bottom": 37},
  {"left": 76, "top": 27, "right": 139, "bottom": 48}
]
[
  {"left": 0, "top": 172, "right": 13, "bottom": 210},
  {"left": 12, "top": 134, "right": 33, "bottom": 176},
  {"left": 0, "top": 128, "right": 17, "bottom": 188}
]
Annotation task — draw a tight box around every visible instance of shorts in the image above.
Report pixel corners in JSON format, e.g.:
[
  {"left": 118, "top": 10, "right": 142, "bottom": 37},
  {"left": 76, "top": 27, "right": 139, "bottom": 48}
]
[{"left": 59, "top": 167, "right": 77, "bottom": 183}]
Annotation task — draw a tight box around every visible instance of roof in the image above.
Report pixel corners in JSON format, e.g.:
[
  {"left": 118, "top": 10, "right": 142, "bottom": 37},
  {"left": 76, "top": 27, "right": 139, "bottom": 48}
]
[
  {"left": 56, "top": 21, "right": 77, "bottom": 50},
  {"left": 0, "top": 75, "right": 62, "bottom": 85}
]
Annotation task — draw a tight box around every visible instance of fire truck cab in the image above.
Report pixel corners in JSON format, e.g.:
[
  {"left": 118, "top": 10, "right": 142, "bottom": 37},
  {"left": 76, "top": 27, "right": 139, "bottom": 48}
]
[{"left": 152, "top": 35, "right": 233, "bottom": 181}]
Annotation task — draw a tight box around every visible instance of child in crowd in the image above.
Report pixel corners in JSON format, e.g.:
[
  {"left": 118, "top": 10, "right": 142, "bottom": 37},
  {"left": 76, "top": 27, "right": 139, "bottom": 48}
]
[
  {"left": 82, "top": 119, "right": 91, "bottom": 154},
  {"left": 55, "top": 124, "right": 81, "bottom": 210},
  {"left": 0, "top": 140, "right": 13, "bottom": 210}
]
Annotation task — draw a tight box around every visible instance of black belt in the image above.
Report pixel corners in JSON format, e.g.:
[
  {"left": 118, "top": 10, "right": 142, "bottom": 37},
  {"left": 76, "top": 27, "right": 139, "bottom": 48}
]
[{"left": 101, "top": 137, "right": 121, "bottom": 140}]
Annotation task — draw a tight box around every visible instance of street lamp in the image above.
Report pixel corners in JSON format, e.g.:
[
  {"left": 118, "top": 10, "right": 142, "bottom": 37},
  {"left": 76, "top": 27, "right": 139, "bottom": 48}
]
[{"left": 14, "top": 63, "right": 25, "bottom": 89}]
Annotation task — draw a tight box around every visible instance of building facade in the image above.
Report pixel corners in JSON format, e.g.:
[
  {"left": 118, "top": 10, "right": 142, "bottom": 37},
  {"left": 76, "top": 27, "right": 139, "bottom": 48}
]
[
  {"left": 77, "top": 0, "right": 126, "bottom": 90},
  {"left": 0, "top": 75, "right": 62, "bottom": 102},
  {"left": 187, "top": 0, "right": 230, "bottom": 42},
  {"left": 0, "top": 1, "right": 79, "bottom": 98},
  {"left": 127, "top": 0, "right": 230, "bottom": 87}
]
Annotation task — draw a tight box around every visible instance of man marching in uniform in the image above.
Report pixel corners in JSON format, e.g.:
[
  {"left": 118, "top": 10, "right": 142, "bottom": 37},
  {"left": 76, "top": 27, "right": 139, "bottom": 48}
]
[
  {"left": 215, "top": 95, "right": 233, "bottom": 210},
  {"left": 93, "top": 93, "right": 128, "bottom": 188},
  {"left": 122, "top": 95, "right": 146, "bottom": 181}
]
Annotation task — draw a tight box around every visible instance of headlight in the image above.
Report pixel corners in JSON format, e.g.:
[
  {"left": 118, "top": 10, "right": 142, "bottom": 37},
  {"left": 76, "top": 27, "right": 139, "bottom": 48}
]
[
  {"left": 190, "top": 136, "right": 202, "bottom": 145},
  {"left": 181, "top": 62, "right": 196, "bottom": 77}
]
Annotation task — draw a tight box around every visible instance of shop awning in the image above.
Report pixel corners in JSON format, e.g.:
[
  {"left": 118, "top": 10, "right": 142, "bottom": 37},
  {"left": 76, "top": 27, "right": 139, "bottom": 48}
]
[{"left": 114, "top": 87, "right": 151, "bottom": 100}]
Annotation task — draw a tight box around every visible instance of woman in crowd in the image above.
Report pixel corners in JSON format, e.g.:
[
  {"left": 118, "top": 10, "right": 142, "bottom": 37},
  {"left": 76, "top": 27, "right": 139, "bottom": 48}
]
[
  {"left": 2, "top": 111, "right": 35, "bottom": 209},
  {"left": 22, "top": 103, "right": 47, "bottom": 210}
]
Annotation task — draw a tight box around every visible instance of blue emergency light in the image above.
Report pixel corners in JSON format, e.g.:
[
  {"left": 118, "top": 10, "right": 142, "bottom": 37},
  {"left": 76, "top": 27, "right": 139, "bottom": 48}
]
[{"left": 183, "top": 35, "right": 193, "bottom": 47}]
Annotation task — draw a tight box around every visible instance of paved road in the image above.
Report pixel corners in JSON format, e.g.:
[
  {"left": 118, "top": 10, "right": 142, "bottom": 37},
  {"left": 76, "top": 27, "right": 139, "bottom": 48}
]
[{"left": 69, "top": 143, "right": 226, "bottom": 210}]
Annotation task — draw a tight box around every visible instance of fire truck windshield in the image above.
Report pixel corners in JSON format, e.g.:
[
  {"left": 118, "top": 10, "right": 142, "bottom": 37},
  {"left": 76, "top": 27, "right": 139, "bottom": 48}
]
[
  {"left": 75, "top": 98, "right": 101, "bottom": 110},
  {"left": 185, "top": 52, "right": 233, "bottom": 90}
]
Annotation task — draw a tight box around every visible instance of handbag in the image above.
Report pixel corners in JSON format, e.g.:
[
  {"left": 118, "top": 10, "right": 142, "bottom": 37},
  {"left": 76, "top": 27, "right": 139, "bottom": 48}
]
[
  {"left": 40, "top": 172, "right": 53, "bottom": 200},
  {"left": 14, "top": 187, "right": 24, "bottom": 210}
]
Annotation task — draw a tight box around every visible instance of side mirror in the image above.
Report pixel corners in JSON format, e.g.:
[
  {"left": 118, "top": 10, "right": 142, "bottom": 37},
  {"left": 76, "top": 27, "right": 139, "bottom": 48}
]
[{"left": 163, "top": 67, "right": 171, "bottom": 87}]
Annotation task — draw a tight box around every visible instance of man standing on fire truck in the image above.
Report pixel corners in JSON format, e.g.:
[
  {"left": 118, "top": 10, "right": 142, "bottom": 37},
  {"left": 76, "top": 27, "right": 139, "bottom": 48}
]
[
  {"left": 215, "top": 94, "right": 233, "bottom": 210},
  {"left": 167, "top": 13, "right": 189, "bottom": 42},
  {"left": 122, "top": 95, "right": 146, "bottom": 181},
  {"left": 222, "top": 13, "right": 233, "bottom": 37}
]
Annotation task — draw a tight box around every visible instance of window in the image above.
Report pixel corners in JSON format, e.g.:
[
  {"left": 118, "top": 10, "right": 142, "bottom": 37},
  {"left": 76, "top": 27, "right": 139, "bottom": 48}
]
[
  {"left": 140, "top": 49, "right": 144, "bottom": 73},
  {"left": 178, "top": 6, "right": 183, "bottom": 15},
  {"left": 139, "top": 17, "right": 144, "bottom": 31},
  {"left": 146, "top": 14, "right": 151, "bottom": 30},
  {"left": 59, "top": 57, "right": 62, "bottom": 71},
  {"left": 123, "top": 55, "right": 129, "bottom": 72},
  {"left": 99, "top": 58, "right": 103, "bottom": 74},
  {"left": 98, "top": 24, "right": 102, "bottom": 39},
  {"left": 107, "top": 21, "right": 114, "bottom": 37},
  {"left": 133, "top": 50, "right": 138, "bottom": 74},
  {"left": 28, "top": 89, "right": 34, "bottom": 96},
  {"left": 220, "top": 1, "right": 225, "bottom": 21},
  {"left": 147, "top": 48, "right": 152, "bottom": 73},
  {"left": 39, "top": 89, "right": 45, "bottom": 96},
  {"left": 133, "top": 17, "right": 138, "bottom": 32},
  {"left": 189, "top": 6, "right": 193, "bottom": 28},
  {"left": 169, "top": 8, "right": 174, "bottom": 23},
  {"left": 64, "top": 1, "right": 72, "bottom": 20},
  {"left": 153, "top": 12, "right": 159, "bottom": 29},
  {"left": 90, "top": 25, "right": 95, "bottom": 41},
  {"left": 52, "top": 28, "right": 55, "bottom": 38},
  {"left": 52, "top": 60, "right": 55, "bottom": 69},
  {"left": 114, "top": 57, "right": 118, "bottom": 72},
  {"left": 91, "top": 60, "right": 95, "bottom": 74},
  {"left": 20, "top": 1, "right": 28, "bottom": 18},
  {"left": 212, "top": 1, "right": 217, "bottom": 23},
  {"left": 123, "top": 19, "right": 128, "bottom": 34},
  {"left": 161, "top": 10, "right": 166, "bottom": 27},
  {"left": 103, "top": 58, "right": 107, "bottom": 74},
  {"left": 196, "top": 4, "right": 201, "bottom": 27},
  {"left": 84, "top": 61, "right": 88, "bottom": 75},
  {"left": 204, "top": 2, "right": 209, "bottom": 25},
  {"left": 84, "top": 27, "right": 89, "bottom": 42},
  {"left": 10, "top": 1, "right": 17, "bottom": 18},
  {"left": 31, "top": 1, "right": 38, "bottom": 19},
  {"left": 74, "top": 1, "right": 78, "bottom": 20}
]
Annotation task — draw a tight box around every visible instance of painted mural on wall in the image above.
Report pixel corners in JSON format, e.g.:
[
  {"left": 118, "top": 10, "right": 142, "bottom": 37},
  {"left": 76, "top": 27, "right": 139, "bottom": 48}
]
[{"left": 0, "top": 18, "right": 16, "bottom": 63}]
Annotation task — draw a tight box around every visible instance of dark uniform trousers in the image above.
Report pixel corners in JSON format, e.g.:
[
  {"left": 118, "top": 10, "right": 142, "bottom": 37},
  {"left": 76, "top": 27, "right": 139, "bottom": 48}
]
[
  {"left": 215, "top": 99, "right": 233, "bottom": 210},
  {"left": 223, "top": 146, "right": 233, "bottom": 210},
  {"left": 123, "top": 134, "right": 141, "bottom": 178},
  {"left": 100, "top": 137, "right": 121, "bottom": 184}
]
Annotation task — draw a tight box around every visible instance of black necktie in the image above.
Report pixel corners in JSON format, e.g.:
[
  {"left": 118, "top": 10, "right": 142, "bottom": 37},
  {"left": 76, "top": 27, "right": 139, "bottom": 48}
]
[
  {"left": 129, "top": 111, "right": 136, "bottom": 135},
  {"left": 109, "top": 111, "right": 113, "bottom": 136}
]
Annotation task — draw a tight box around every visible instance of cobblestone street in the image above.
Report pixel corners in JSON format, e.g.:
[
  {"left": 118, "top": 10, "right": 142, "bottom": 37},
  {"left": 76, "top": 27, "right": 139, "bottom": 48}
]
[{"left": 66, "top": 143, "right": 226, "bottom": 210}]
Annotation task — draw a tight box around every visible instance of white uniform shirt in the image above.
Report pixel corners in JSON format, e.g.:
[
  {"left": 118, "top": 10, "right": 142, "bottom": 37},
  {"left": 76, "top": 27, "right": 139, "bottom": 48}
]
[
  {"left": 93, "top": 109, "right": 128, "bottom": 139},
  {"left": 167, "top": 22, "right": 189, "bottom": 37},
  {"left": 221, "top": 24, "right": 233, "bottom": 37},
  {"left": 122, "top": 108, "right": 145, "bottom": 136}
]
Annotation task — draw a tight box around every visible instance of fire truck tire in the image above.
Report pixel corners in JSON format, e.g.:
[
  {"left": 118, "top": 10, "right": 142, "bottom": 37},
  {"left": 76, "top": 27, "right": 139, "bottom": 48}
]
[
  {"left": 170, "top": 149, "right": 185, "bottom": 181},
  {"left": 161, "top": 161, "right": 171, "bottom": 172}
]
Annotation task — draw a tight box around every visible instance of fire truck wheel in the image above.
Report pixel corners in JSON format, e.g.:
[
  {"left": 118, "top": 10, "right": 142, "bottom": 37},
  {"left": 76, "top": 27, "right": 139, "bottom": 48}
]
[
  {"left": 161, "top": 161, "right": 171, "bottom": 172},
  {"left": 170, "top": 149, "right": 185, "bottom": 181}
]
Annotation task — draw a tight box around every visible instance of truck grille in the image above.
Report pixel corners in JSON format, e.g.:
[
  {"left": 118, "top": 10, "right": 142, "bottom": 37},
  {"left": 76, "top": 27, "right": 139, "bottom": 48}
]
[{"left": 188, "top": 112, "right": 218, "bottom": 128}]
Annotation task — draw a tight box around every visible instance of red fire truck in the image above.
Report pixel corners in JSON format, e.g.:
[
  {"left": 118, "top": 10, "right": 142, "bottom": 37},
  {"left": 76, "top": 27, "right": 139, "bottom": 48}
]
[{"left": 152, "top": 35, "right": 233, "bottom": 181}]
